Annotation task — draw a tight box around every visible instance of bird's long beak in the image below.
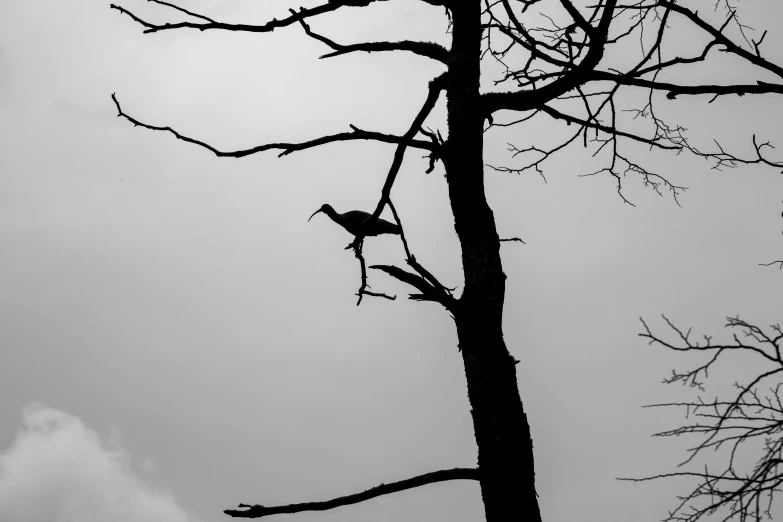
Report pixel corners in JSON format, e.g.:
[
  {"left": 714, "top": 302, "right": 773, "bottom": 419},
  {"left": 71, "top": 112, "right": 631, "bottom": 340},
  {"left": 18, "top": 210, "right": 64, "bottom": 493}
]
[{"left": 308, "top": 209, "right": 323, "bottom": 222}]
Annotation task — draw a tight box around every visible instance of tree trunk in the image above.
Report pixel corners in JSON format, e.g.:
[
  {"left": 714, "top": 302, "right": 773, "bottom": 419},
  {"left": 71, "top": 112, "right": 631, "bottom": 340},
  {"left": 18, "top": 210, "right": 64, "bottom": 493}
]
[{"left": 445, "top": 3, "right": 541, "bottom": 521}]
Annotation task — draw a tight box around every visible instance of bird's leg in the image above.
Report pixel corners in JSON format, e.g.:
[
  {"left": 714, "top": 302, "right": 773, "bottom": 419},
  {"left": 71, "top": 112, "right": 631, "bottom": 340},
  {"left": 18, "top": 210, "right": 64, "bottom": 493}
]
[{"left": 345, "top": 235, "right": 364, "bottom": 251}]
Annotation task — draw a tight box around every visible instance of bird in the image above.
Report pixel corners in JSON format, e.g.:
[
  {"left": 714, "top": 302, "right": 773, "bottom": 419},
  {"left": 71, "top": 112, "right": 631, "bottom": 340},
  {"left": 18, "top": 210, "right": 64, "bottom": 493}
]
[{"left": 308, "top": 204, "right": 401, "bottom": 237}]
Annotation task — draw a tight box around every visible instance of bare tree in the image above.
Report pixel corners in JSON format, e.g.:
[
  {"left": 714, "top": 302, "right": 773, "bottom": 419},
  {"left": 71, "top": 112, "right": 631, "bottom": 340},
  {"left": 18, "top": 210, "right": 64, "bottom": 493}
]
[
  {"left": 109, "top": 0, "right": 783, "bottom": 520},
  {"left": 625, "top": 316, "right": 783, "bottom": 522}
]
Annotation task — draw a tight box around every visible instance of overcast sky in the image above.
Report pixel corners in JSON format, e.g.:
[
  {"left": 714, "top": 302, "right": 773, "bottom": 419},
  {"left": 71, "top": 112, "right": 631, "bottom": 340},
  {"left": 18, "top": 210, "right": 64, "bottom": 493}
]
[{"left": 1, "top": 1, "right": 783, "bottom": 521}]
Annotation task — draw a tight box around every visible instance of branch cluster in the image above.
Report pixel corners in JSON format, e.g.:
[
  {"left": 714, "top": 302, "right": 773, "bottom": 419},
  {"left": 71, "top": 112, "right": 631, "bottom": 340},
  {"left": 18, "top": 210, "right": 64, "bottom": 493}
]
[
  {"left": 481, "top": 0, "right": 783, "bottom": 205},
  {"left": 624, "top": 315, "right": 783, "bottom": 522},
  {"left": 368, "top": 200, "right": 456, "bottom": 309}
]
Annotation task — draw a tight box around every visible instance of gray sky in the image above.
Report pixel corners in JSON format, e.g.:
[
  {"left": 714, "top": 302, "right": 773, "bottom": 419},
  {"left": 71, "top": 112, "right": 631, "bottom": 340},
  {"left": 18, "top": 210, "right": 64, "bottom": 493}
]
[{"left": 1, "top": 1, "right": 783, "bottom": 521}]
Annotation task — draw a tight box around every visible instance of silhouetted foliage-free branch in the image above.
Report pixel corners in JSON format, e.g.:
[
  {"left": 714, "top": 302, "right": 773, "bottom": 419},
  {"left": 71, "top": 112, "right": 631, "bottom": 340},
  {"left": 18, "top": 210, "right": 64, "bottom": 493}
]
[
  {"left": 372, "top": 199, "right": 456, "bottom": 308},
  {"left": 111, "top": 94, "right": 435, "bottom": 159},
  {"left": 145, "top": 0, "right": 215, "bottom": 23},
  {"left": 761, "top": 260, "right": 783, "bottom": 270},
  {"left": 292, "top": 9, "right": 449, "bottom": 64},
  {"left": 350, "top": 236, "right": 396, "bottom": 306},
  {"left": 621, "top": 315, "right": 783, "bottom": 522},
  {"left": 110, "top": 0, "right": 381, "bottom": 35},
  {"left": 224, "top": 467, "right": 479, "bottom": 518},
  {"left": 359, "top": 73, "right": 448, "bottom": 235},
  {"left": 659, "top": 1, "right": 783, "bottom": 80}
]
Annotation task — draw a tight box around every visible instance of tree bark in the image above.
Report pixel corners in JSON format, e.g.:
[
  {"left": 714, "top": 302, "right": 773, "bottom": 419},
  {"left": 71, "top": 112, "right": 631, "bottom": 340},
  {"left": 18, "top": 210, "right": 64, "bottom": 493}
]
[{"left": 445, "top": 3, "right": 541, "bottom": 521}]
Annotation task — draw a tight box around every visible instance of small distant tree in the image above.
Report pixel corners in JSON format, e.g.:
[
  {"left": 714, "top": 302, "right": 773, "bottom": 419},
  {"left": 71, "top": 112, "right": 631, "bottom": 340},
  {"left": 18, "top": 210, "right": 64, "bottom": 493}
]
[{"left": 110, "top": 1, "right": 783, "bottom": 520}]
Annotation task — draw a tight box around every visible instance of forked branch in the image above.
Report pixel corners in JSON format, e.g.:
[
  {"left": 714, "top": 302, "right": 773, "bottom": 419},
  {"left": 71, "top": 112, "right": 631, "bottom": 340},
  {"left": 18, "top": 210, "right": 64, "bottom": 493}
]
[
  {"left": 360, "top": 72, "right": 448, "bottom": 233},
  {"left": 351, "top": 199, "right": 455, "bottom": 309}
]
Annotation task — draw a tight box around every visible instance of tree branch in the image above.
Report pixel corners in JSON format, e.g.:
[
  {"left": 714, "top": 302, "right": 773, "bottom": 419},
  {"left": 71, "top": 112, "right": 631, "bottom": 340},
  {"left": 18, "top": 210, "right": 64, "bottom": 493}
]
[
  {"left": 760, "top": 260, "right": 783, "bottom": 269},
  {"left": 538, "top": 103, "right": 680, "bottom": 150},
  {"left": 589, "top": 71, "right": 783, "bottom": 100},
  {"left": 659, "top": 0, "right": 783, "bottom": 81},
  {"left": 292, "top": 9, "right": 449, "bottom": 64},
  {"left": 365, "top": 199, "right": 456, "bottom": 309},
  {"left": 388, "top": 200, "right": 456, "bottom": 299},
  {"left": 559, "top": 0, "right": 595, "bottom": 37},
  {"left": 111, "top": 94, "right": 435, "bottom": 158},
  {"left": 355, "top": 72, "right": 448, "bottom": 237},
  {"left": 110, "top": 0, "right": 381, "bottom": 35},
  {"left": 370, "top": 264, "right": 444, "bottom": 303},
  {"left": 224, "top": 467, "right": 479, "bottom": 518},
  {"left": 690, "top": 134, "right": 783, "bottom": 172},
  {"left": 351, "top": 237, "right": 396, "bottom": 305},
  {"left": 144, "top": 0, "right": 215, "bottom": 23},
  {"left": 481, "top": 0, "right": 618, "bottom": 115}
]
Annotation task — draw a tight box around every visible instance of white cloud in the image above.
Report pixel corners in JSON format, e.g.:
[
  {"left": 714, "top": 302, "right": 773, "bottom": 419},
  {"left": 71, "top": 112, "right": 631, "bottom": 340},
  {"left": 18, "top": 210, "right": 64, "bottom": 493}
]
[{"left": 0, "top": 404, "right": 196, "bottom": 522}]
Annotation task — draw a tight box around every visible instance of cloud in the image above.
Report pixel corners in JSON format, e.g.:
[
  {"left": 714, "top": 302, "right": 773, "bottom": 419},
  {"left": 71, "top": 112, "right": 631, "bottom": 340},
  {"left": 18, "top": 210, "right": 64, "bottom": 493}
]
[{"left": 0, "top": 404, "right": 196, "bottom": 522}]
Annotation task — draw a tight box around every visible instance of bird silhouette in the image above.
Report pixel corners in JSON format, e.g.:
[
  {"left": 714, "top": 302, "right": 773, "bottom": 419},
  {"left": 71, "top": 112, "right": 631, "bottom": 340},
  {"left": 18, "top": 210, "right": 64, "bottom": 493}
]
[{"left": 308, "top": 204, "right": 401, "bottom": 237}]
